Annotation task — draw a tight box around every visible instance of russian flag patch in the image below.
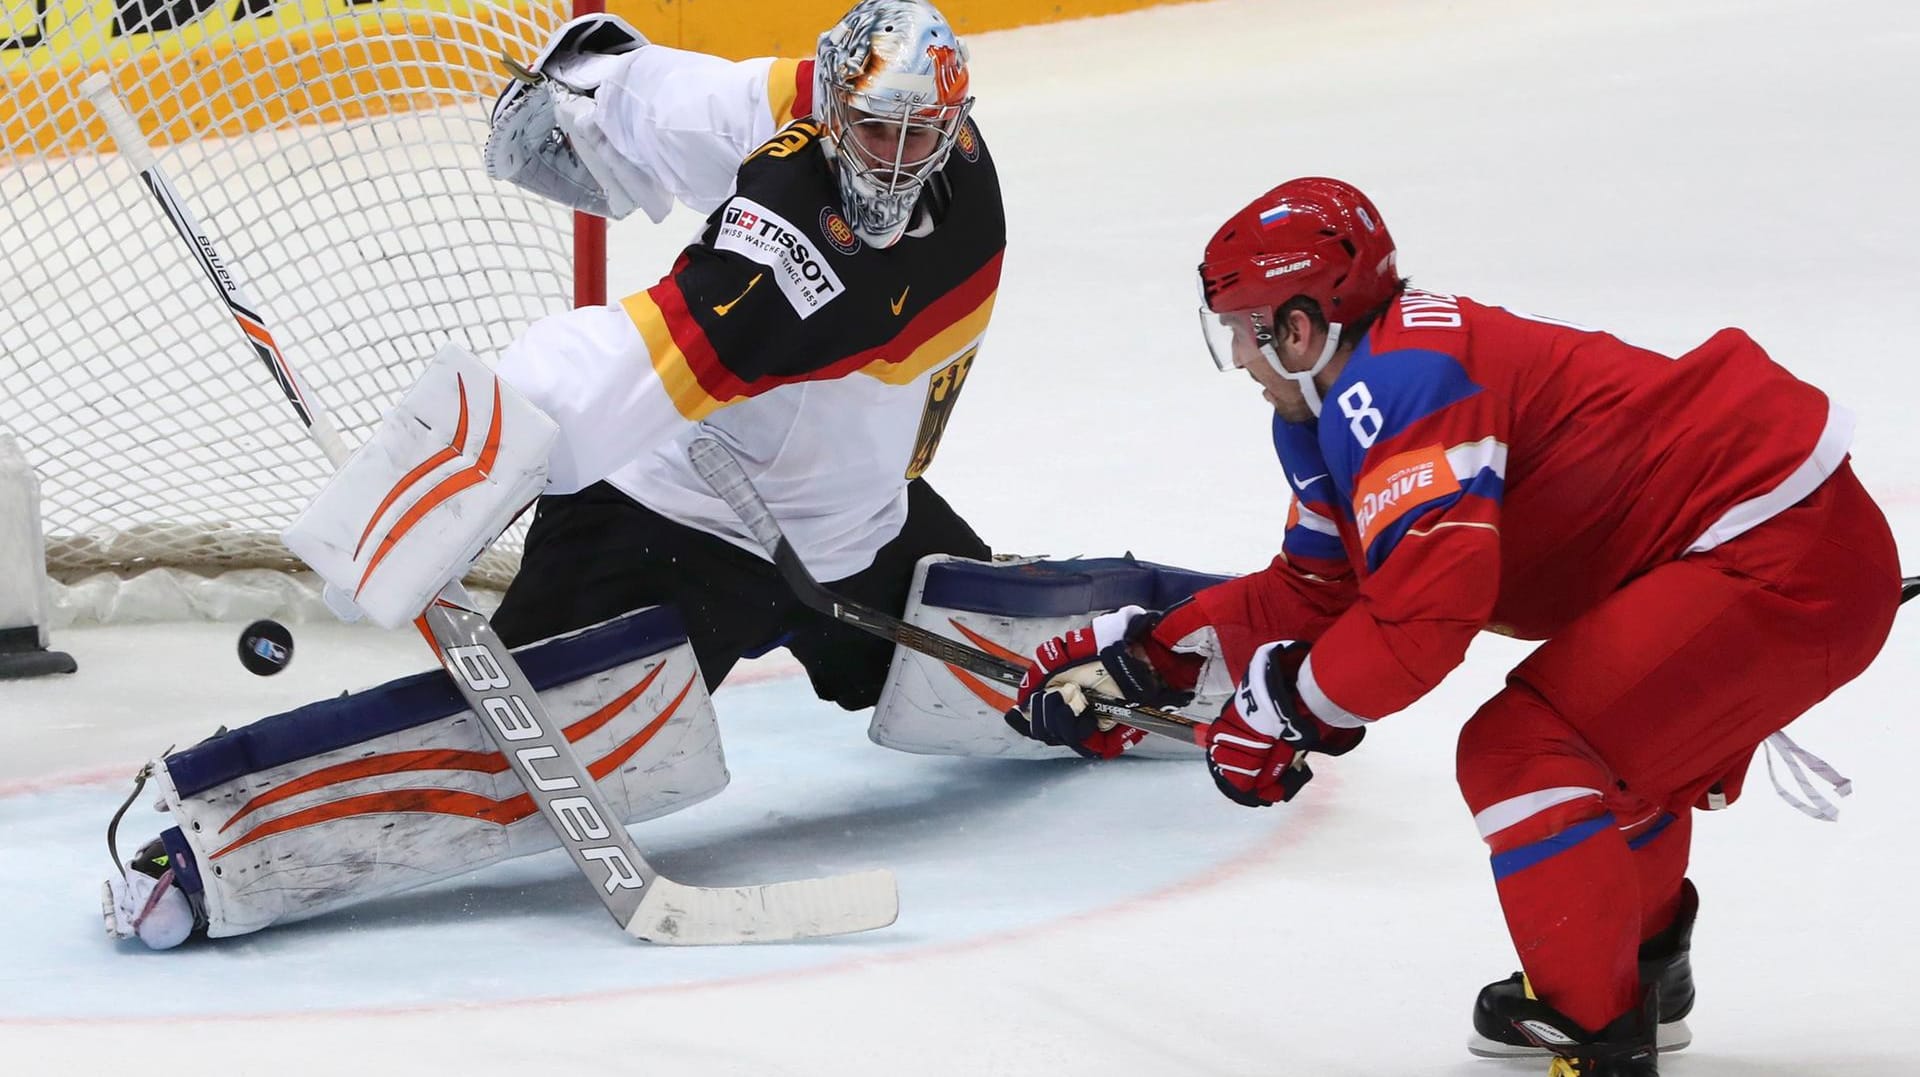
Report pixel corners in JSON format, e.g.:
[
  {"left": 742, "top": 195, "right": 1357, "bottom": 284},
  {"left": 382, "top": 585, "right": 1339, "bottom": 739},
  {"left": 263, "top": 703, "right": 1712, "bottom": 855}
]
[{"left": 1259, "top": 206, "right": 1290, "bottom": 229}]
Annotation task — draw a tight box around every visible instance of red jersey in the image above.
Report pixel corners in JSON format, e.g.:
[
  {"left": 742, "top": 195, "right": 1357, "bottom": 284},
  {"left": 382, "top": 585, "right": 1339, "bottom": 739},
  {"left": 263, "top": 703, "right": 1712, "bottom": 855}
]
[{"left": 1171, "top": 289, "right": 1853, "bottom": 727}]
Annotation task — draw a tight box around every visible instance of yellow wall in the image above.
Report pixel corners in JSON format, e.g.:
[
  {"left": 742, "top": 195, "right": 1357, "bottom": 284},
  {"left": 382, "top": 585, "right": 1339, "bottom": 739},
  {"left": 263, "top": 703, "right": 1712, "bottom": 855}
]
[
  {"left": 2, "top": 0, "right": 1184, "bottom": 158},
  {"left": 3, "top": 0, "right": 546, "bottom": 157},
  {"left": 611, "top": 1, "right": 1190, "bottom": 60}
]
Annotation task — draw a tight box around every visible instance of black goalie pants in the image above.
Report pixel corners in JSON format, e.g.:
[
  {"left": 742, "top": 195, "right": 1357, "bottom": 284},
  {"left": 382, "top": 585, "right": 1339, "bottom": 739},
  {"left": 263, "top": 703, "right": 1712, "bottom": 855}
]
[{"left": 492, "top": 479, "right": 990, "bottom": 710}]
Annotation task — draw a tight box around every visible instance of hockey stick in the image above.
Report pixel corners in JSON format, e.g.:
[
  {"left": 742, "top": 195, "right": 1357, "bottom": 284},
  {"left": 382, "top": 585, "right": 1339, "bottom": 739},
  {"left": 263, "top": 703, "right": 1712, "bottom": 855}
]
[
  {"left": 685, "top": 436, "right": 1205, "bottom": 746},
  {"left": 83, "top": 74, "right": 896, "bottom": 943},
  {"left": 693, "top": 420, "right": 1920, "bottom": 740}
]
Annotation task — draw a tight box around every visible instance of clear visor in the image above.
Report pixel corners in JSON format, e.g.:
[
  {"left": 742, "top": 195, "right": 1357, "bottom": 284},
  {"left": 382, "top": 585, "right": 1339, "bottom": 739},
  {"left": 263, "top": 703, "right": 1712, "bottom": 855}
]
[{"left": 1197, "top": 307, "right": 1270, "bottom": 372}]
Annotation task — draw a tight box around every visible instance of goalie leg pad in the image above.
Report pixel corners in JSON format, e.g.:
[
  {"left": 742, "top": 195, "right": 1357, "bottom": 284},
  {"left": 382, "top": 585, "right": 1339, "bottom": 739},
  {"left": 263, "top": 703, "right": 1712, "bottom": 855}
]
[
  {"left": 126, "top": 605, "right": 726, "bottom": 939},
  {"left": 870, "top": 555, "right": 1233, "bottom": 759},
  {"left": 283, "top": 343, "right": 558, "bottom": 629}
]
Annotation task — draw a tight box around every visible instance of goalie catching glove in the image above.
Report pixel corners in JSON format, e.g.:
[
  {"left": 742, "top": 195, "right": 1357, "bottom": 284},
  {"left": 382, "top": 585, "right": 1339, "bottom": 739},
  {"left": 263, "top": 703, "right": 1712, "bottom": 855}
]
[
  {"left": 1207, "top": 641, "right": 1365, "bottom": 806},
  {"left": 283, "top": 344, "right": 556, "bottom": 630},
  {"left": 484, "top": 13, "right": 672, "bottom": 221},
  {"left": 1004, "top": 606, "right": 1197, "bottom": 759}
]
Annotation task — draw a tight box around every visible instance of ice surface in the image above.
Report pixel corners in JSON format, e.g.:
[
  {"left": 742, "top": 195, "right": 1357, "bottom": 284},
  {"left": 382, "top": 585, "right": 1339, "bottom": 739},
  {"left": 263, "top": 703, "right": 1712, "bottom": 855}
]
[{"left": 5, "top": 0, "right": 1920, "bottom": 1072}]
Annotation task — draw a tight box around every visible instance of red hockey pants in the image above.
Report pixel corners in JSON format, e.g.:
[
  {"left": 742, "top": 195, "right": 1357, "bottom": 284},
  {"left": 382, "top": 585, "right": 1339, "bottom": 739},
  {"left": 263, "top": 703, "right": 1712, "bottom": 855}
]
[{"left": 1453, "top": 462, "right": 1899, "bottom": 1032}]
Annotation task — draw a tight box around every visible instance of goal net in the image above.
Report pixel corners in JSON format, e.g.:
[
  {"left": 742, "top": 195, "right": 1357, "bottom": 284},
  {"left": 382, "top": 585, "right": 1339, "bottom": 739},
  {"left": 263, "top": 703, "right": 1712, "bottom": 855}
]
[{"left": 0, "top": 0, "right": 604, "bottom": 597}]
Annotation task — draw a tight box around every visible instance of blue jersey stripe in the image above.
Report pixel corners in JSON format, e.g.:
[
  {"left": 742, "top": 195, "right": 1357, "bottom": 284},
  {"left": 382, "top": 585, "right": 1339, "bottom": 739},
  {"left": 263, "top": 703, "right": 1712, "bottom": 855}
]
[
  {"left": 1359, "top": 471, "right": 1503, "bottom": 572},
  {"left": 1627, "top": 812, "right": 1677, "bottom": 851},
  {"left": 1490, "top": 814, "right": 1614, "bottom": 880},
  {"left": 1285, "top": 526, "right": 1347, "bottom": 562},
  {"left": 1364, "top": 492, "right": 1460, "bottom": 572}
]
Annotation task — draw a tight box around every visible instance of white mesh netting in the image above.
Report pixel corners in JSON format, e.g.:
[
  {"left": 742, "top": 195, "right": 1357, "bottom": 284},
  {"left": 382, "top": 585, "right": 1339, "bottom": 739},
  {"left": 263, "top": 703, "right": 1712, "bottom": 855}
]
[{"left": 1, "top": 0, "right": 588, "bottom": 604}]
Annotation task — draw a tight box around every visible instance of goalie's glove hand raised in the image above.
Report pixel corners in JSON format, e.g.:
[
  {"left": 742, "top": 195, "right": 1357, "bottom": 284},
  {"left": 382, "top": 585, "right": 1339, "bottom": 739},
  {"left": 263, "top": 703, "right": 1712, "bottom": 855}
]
[
  {"left": 1206, "top": 642, "right": 1365, "bottom": 806},
  {"left": 1004, "top": 606, "right": 1194, "bottom": 759},
  {"left": 485, "top": 13, "right": 667, "bottom": 221}
]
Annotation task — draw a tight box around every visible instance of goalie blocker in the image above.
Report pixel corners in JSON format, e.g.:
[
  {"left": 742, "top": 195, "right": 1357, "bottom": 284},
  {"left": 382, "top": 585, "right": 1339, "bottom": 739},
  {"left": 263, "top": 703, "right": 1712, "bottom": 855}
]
[
  {"left": 105, "top": 606, "right": 726, "bottom": 945},
  {"left": 871, "top": 555, "right": 1233, "bottom": 759}
]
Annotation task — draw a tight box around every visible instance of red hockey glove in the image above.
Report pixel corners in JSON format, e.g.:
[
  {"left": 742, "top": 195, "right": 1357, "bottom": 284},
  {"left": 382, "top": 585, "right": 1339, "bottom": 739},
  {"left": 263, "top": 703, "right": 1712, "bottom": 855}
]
[
  {"left": 1206, "top": 641, "right": 1365, "bottom": 806},
  {"left": 1004, "top": 605, "right": 1197, "bottom": 759}
]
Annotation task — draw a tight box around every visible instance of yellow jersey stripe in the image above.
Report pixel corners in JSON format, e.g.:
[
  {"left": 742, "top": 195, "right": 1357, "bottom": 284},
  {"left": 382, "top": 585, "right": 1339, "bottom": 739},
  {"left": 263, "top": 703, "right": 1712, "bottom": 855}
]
[
  {"left": 856, "top": 290, "right": 998, "bottom": 386},
  {"left": 765, "top": 58, "right": 806, "bottom": 125},
  {"left": 622, "top": 288, "right": 728, "bottom": 421}
]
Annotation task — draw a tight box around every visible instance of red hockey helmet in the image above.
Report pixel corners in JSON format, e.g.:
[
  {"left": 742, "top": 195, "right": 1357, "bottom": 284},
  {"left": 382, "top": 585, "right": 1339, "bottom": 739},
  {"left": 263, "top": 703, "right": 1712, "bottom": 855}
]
[{"left": 1196, "top": 177, "right": 1399, "bottom": 372}]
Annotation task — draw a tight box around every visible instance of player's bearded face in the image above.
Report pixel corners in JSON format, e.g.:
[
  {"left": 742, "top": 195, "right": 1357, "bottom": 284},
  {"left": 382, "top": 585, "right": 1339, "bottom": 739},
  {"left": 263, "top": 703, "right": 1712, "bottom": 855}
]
[{"left": 1202, "top": 309, "right": 1313, "bottom": 420}]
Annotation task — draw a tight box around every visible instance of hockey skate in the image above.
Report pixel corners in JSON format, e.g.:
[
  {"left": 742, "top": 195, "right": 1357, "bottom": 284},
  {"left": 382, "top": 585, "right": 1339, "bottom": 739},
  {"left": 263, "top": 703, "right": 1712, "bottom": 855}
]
[
  {"left": 1498, "top": 986, "right": 1660, "bottom": 1076},
  {"left": 1470, "top": 880, "right": 1696, "bottom": 1058}
]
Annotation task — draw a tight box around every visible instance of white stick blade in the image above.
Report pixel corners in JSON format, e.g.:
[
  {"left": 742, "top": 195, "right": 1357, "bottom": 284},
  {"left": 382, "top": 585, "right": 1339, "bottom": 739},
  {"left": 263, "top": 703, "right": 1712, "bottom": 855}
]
[{"left": 626, "top": 869, "right": 899, "bottom": 945}]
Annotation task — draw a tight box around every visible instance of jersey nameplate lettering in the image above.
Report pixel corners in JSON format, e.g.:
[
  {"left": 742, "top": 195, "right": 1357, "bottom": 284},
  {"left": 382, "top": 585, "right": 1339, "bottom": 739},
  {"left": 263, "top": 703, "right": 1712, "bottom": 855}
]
[
  {"left": 716, "top": 196, "right": 845, "bottom": 319},
  {"left": 1399, "top": 289, "right": 1462, "bottom": 329}
]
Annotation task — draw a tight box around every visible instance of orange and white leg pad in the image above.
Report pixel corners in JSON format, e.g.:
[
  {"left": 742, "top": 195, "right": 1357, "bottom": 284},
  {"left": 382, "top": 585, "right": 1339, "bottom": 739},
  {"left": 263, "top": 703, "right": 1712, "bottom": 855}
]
[
  {"left": 112, "top": 607, "right": 725, "bottom": 941},
  {"left": 868, "top": 554, "right": 1227, "bottom": 759},
  {"left": 283, "top": 343, "right": 558, "bottom": 630}
]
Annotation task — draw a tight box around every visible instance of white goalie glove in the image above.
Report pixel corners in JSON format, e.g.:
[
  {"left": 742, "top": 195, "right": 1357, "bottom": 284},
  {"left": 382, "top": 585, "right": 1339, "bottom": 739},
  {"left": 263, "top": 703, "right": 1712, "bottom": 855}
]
[
  {"left": 283, "top": 344, "right": 557, "bottom": 630},
  {"left": 484, "top": 13, "right": 672, "bottom": 221}
]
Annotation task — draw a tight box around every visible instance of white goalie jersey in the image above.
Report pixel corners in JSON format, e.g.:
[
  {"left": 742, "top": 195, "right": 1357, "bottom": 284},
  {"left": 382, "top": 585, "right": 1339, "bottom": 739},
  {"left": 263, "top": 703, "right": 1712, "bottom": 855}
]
[{"left": 485, "top": 14, "right": 816, "bottom": 221}]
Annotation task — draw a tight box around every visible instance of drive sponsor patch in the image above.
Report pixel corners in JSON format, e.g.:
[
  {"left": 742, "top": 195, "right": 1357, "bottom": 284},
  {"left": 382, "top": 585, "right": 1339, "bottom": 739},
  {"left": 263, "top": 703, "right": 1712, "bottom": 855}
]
[
  {"left": 716, "top": 197, "right": 845, "bottom": 318},
  {"left": 1352, "top": 444, "right": 1459, "bottom": 547}
]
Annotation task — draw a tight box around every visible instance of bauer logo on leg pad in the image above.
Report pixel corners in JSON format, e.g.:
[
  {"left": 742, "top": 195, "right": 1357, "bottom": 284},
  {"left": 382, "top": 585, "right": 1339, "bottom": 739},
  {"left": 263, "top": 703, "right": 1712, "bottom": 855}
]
[{"left": 443, "top": 639, "right": 643, "bottom": 893}]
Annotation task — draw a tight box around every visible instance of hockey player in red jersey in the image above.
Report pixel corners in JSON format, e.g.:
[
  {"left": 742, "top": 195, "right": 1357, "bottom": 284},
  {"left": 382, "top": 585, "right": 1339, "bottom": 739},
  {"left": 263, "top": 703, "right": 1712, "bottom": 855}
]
[{"left": 1003, "top": 177, "right": 1903, "bottom": 1074}]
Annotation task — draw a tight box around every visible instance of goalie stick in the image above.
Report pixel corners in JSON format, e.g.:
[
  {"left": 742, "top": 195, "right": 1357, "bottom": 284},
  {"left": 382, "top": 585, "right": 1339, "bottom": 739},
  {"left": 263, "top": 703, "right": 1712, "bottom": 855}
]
[
  {"left": 685, "top": 436, "right": 1206, "bottom": 746},
  {"left": 82, "top": 74, "right": 896, "bottom": 944}
]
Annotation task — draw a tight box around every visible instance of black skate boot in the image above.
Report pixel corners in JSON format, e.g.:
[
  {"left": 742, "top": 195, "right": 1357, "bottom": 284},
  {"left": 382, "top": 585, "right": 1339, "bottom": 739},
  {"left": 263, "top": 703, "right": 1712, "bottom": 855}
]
[
  {"left": 1530, "top": 987, "right": 1660, "bottom": 1076},
  {"left": 1469, "top": 879, "right": 1697, "bottom": 1058}
]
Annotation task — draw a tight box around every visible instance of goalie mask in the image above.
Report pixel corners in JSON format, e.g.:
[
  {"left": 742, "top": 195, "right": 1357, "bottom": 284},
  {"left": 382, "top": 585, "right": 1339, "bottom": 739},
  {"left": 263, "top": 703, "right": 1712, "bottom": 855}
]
[{"left": 815, "top": 0, "right": 975, "bottom": 249}]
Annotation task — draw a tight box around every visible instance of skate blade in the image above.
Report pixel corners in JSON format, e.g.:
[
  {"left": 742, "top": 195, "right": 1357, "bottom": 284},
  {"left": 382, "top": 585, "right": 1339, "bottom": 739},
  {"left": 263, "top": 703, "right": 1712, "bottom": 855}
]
[{"left": 1467, "top": 1019, "right": 1692, "bottom": 1058}]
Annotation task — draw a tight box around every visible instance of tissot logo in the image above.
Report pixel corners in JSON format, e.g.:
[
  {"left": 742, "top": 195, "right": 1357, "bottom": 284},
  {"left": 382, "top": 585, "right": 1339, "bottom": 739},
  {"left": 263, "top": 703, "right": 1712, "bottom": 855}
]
[{"left": 718, "top": 197, "right": 845, "bottom": 318}]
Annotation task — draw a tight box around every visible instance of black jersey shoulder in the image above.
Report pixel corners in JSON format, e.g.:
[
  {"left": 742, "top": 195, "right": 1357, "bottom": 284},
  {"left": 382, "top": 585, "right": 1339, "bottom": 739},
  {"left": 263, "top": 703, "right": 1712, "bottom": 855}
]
[{"left": 669, "top": 119, "right": 1006, "bottom": 383}]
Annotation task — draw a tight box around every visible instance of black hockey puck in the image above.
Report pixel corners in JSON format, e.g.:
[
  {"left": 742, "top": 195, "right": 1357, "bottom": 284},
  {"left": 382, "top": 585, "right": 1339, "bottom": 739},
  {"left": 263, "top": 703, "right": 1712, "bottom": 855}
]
[{"left": 238, "top": 619, "right": 294, "bottom": 676}]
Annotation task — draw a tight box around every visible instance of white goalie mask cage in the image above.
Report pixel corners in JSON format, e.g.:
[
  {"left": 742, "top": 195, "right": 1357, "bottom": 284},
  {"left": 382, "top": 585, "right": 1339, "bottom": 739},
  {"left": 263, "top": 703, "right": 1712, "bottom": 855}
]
[{"left": 815, "top": 0, "right": 974, "bottom": 249}]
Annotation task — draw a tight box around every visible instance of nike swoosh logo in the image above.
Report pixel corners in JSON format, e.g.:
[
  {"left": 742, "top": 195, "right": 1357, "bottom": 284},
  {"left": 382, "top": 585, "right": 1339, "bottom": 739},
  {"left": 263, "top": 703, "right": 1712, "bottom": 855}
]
[
  {"left": 890, "top": 287, "right": 910, "bottom": 316},
  {"left": 1291, "top": 471, "right": 1328, "bottom": 489},
  {"left": 712, "top": 273, "right": 763, "bottom": 317}
]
